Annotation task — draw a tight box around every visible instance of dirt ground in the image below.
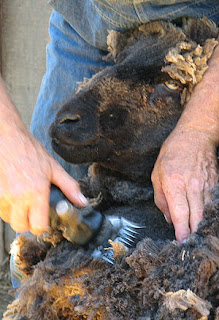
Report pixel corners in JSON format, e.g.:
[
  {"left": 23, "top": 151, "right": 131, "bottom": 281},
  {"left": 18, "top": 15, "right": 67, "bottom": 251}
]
[{"left": 0, "top": 259, "right": 13, "bottom": 319}]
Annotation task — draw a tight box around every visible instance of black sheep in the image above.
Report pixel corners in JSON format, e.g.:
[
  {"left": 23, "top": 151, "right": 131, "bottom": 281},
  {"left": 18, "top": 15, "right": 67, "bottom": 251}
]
[{"left": 4, "top": 18, "right": 219, "bottom": 320}]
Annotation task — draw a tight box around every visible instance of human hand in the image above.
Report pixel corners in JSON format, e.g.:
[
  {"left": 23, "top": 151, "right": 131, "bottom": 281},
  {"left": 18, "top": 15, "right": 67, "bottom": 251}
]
[
  {"left": 0, "top": 125, "right": 88, "bottom": 235},
  {"left": 151, "top": 128, "right": 218, "bottom": 242}
]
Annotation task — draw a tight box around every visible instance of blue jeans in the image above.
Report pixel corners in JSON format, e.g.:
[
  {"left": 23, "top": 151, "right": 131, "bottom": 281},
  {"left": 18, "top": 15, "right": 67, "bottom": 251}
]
[{"left": 11, "top": 0, "right": 219, "bottom": 289}]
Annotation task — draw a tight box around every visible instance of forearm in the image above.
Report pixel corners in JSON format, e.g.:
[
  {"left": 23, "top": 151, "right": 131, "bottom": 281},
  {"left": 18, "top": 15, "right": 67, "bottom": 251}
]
[
  {"left": 0, "top": 76, "right": 25, "bottom": 134},
  {"left": 175, "top": 42, "right": 219, "bottom": 146}
]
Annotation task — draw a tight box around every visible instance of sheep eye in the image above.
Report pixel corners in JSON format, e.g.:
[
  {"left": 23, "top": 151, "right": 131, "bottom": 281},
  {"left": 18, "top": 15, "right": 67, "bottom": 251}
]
[
  {"left": 164, "top": 81, "right": 179, "bottom": 90},
  {"left": 99, "top": 107, "right": 128, "bottom": 135}
]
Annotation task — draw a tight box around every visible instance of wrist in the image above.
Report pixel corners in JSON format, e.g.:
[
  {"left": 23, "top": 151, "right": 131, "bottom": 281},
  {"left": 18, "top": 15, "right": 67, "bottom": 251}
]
[
  {"left": 172, "top": 121, "right": 219, "bottom": 150},
  {"left": 177, "top": 107, "right": 219, "bottom": 146},
  {"left": 0, "top": 102, "right": 26, "bottom": 139},
  {"left": 0, "top": 75, "right": 26, "bottom": 131},
  {"left": 176, "top": 45, "right": 219, "bottom": 146},
  {"left": 0, "top": 107, "right": 26, "bottom": 140}
]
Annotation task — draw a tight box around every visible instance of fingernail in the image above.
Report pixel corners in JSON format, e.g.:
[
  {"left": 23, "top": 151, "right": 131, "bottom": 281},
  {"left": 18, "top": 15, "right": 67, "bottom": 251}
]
[
  {"left": 164, "top": 214, "right": 169, "bottom": 223},
  {"left": 163, "top": 214, "right": 171, "bottom": 224},
  {"left": 78, "top": 193, "right": 89, "bottom": 206},
  {"left": 182, "top": 239, "right": 187, "bottom": 244}
]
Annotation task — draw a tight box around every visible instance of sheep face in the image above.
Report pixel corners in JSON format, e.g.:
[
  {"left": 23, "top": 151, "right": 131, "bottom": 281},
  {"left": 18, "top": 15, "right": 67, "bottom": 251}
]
[
  {"left": 51, "top": 78, "right": 182, "bottom": 180},
  {"left": 50, "top": 20, "right": 218, "bottom": 181}
]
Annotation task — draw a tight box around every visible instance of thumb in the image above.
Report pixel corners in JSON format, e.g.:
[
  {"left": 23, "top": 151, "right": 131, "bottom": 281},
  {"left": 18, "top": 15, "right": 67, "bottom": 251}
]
[{"left": 50, "top": 159, "right": 88, "bottom": 207}]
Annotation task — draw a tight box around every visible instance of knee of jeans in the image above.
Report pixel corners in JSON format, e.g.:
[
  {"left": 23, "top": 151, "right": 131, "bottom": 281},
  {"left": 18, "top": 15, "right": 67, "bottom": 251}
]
[{"left": 10, "top": 255, "right": 24, "bottom": 289}]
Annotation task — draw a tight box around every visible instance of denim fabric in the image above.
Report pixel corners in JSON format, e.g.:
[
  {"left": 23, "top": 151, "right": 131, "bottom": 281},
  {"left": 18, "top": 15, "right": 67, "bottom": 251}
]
[
  {"left": 10, "top": 232, "right": 37, "bottom": 289},
  {"left": 49, "top": 0, "right": 219, "bottom": 50},
  {"left": 12, "top": 1, "right": 219, "bottom": 288},
  {"left": 10, "top": 252, "right": 24, "bottom": 289},
  {"left": 30, "top": 11, "right": 114, "bottom": 180}
]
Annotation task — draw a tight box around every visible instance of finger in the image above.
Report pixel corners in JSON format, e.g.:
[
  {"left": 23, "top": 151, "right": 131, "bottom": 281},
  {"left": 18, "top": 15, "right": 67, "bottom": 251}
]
[
  {"left": 187, "top": 178, "right": 204, "bottom": 234},
  {"left": 51, "top": 159, "right": 88, "bottom": 207},
  {"left": 152, "top": 180, "right": 172, "bottom": 224},
  {"left": 164, "top": 185, "right": 190, "bottom": 242},
  {"left": 10, "top": 199, "right": 29, "bottom": 233},
  {"left": 28, "top": 189, "right": 50, "bottom": 235},
  {"left": 0, "top": 198, "right": 11, "bottom": 223}
]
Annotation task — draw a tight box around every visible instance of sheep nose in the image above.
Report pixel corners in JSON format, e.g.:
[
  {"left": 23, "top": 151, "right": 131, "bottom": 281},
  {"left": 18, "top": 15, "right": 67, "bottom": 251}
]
[{"left": 59, "top": 113, "right": 81, "bottom": 125}]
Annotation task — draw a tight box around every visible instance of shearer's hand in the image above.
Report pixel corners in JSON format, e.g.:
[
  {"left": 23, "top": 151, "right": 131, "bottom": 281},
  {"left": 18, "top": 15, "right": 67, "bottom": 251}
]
[
  {"left": 0, "top": 76, "right": 88, "bottom": 235},
  {"left": 151, "top": 127, "right": 218, "bottom": 242},
  {"left": 152, "top": 40, "right": 219, "bottom": 242},
  {"left": 0, "top": 125, "right": 88, "bottom": 235}
]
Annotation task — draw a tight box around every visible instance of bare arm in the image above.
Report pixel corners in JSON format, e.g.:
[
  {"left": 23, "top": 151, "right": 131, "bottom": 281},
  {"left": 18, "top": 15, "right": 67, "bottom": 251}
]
[
  {"left": 152, "top": 42, "right": 219, "bottom": 242},
  {"left": 0, "top": 77, "right": 87, "bottom": 235}
]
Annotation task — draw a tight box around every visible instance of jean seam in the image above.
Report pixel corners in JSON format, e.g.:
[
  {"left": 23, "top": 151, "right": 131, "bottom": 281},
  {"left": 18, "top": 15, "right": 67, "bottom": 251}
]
[
  {"left": 158, "top": 0, "right": 218, "bottom": 20},
  {"left": 98, "top": 0, "right": 136, "bottom": 22},
  {"left": 94, "top": 0, "right": 138, "bottom": 27},
  {"left": 159, "top": 1, "right": 202, "bottom": 19},
  {"left": 135, "top": 0, "right": 176, "bottom": 22},
  {"left": 206, "top": 4, "right": 219, "bottom": 19},
  {"left": 134, "top": 0, "right": 219, "bottom": 23},
  {"left": 133, "top": 1, "right": 145, "bottom": 23}
]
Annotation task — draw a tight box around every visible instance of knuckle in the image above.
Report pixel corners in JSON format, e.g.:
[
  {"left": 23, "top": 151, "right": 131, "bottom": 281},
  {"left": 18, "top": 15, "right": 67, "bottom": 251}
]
[
  {"left": 171, "top": 205, "right": 188, "bottom": 223},
  {"left": 156, "top": 161, "right": 185, "bottom": 184},
  {"left": 172, "top": 209, "right": 189, "bottom": 225},
  {"left": 0, "top": 196, "right": 12, "bottom": 222},
  {"left": 154, "top": 196, "right": 162, "bottom": 210},
  {"left": 168, "top": 173, "right": 185, "bottom": 185},
  {"left": 192, "top": 206, "right": 203, "bottom": 218},
  {"left": 10, "top": 218, "right": 28, "bottom": 233},
  {"left": 31, "top": 179, "right": 50, "bottom": 195},
  {"left": 188, "top": 177, "right": 203, "bottom": 193},
  {"left": 72, "top": 179, "right": 80, "bottom": 189},
  {"left": 163, "top": 176, "right": 185, "bottom": 196},
  {"left": 154, "top": 196, "right": 167, "bottom": 215},
  {"left": 151, "top": 169, "right": 161, "bottom": 186},
  {"left": 151, "top": 171, "right": 156, "bottom": 183}
]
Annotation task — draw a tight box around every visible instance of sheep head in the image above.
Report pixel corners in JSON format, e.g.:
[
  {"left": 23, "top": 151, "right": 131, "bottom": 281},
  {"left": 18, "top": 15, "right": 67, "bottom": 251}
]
[{"left": 50, "top": 18, "right": 218, "bottom": 182}]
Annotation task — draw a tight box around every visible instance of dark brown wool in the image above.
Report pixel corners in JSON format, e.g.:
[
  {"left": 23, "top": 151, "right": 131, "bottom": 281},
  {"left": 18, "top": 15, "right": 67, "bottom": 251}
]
[{"left": 4, "top": 18, "right": 219, "bottom": 320}]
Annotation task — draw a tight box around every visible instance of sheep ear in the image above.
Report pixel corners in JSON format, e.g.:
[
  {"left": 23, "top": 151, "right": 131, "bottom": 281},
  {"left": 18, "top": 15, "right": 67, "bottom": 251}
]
[
  {"left": 104, "top": 29, "right": 136, "bottom": 62},
  {"left": 139, "top": 21, "right": 173, "bottom": 37},
  {"left": 139, "top": 21, "right": 186, "bottom": 40},
  {"left": 104, "top": 22, "right": 179, "bottom": 62},
  {"left": 182, "top": 17, "right": 219, "bottom": 45},
  {"left": 104, "top": 21, "right": 185, "bottom": 63},
  {"left": 76, "top": 77, "right": 90, "bottom": 94}
]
